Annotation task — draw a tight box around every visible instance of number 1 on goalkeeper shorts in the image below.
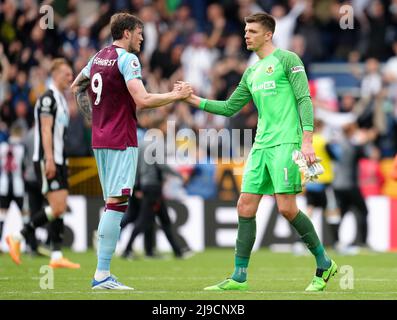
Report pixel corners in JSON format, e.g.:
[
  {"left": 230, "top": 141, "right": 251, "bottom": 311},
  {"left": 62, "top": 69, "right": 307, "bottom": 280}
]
[{"left": 284, "top": 167, "right": 288, "bottom": 183}]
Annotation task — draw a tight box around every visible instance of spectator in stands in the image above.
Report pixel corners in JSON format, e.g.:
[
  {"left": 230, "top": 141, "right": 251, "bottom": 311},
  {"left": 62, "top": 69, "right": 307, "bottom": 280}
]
[
  {"left": 383, "top": 40, "right": 397, "bottom": 100},
  {"left": 332, "top": 122, "right": 371, "bottom": 253},
  {"left": 0, "top": 125, "right": 26, "bottom": 251},
  {"left": 303, "top": 119, "right": 340, "bottom": 246},
  {"left": 22, "top": 123, "right": 44, "bottom": 255},
  {"left": 271, "top": 0, "right": 306, "bottom": 51},
  {"left": 139, "top": 5, "right": 159, "bottom": 65},
  {"left": 339, "top": 93, "right": 357, "bottom": 114},
  {"left": 359, "top": 145, "right": 385, "bottom": 196},
  {"left": 392, "top": 153, "right": 397, "bottom": 180},
  {"left": 361, "top": 58, "right": 382, "bottom": 99},
  {"left": 181, "top": 32, "right": 219, "bottom": 96},
  {"left": 122, "top": 118, "right": 190, "bottom": 259},
  {"left": 185, "top": 145, "right": 217, "bottom": 200},
  {"left": 294, "top": 0, "right": 324, "bottom": 62},
  {"left": 150, "top": 30, "right": 178, "bottom": 79},
  {"left": 0, "top": 44, "right": 10, "bottom": 106},
  {"left": 363, "top": 0, "right": 389, "bottom": 61},
  {"left": 13, "top": 100, "right": 30, "bottom": 136},
  {"left": 171, "top": 4, "right": 197, "bottom": 44},
  {"left": 0, "top": 0, "right": 21, "bottom": 50},
  {"left": 89, "top": 1, "right": 113, "bottom": 47},
  {"left": 10, "top": 70, "right": 30, "bottom": 110},
  {"left": 204, "top": 3, "right": 228, "bottom": 50}
]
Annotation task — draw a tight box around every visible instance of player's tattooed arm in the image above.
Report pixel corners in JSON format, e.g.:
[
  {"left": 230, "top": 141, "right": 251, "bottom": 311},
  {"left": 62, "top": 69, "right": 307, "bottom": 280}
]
[{"left": 71, "top": 73, "right": 92, "bottom": 121}]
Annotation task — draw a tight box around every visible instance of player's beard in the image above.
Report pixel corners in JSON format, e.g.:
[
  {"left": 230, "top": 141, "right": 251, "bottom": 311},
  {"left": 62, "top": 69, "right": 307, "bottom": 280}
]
[{"left": 127, "top": 41, "right": 138, "bottom": 54}]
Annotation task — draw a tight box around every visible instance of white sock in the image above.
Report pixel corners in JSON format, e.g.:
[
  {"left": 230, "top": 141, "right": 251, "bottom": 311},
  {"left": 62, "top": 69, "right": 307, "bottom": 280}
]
[
  {"left": 45, "top": 206, "right": 55, "bottom": 221},
  {"left": 22, "top": 215, "right": 29, "bottom": 224},
  {"left": 326, "top": 216, "right": 341, "bottom": 224},
  {"left": 13, "top": 232, "right": 23, "bottom": 241},
  {"left": 94, "top": 270, "right": 110, "bottom": 281},
  {"left": 51, "top": 251, "right": 63, "bottom": 260}
]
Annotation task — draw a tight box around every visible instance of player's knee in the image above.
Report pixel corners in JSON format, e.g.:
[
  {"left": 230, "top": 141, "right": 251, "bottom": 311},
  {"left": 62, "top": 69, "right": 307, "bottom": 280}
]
[
  {"left": 278, "top": 207, "right": 297, "bottom": 221},
  {"left": 51, "top": 202, "right": 67, "bottom": 217},
  {"left": 237, "top": 198, "right": 256, "bottom": 218}
]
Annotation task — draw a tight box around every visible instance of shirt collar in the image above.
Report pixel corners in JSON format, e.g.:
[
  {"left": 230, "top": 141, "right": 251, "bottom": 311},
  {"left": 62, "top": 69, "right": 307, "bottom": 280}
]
[{"left": 49, "top": 82, "right": 64, "bottom": 99}]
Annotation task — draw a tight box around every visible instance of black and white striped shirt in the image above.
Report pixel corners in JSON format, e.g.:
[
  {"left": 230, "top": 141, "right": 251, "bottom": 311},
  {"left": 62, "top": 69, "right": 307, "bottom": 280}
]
[
  {"left": 0, "top": 137, "right": 25, "bottom": 197},
  {"left": 33, "top": 83, "right": 70, "bottom": 165}
]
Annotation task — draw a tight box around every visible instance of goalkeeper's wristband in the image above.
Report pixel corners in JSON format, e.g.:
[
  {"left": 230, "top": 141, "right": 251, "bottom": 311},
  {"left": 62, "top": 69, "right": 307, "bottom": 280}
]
[
  {"left": 302, "top": 125, "right": 313, "bottom": 132},
  {"left": 199, "top": 98, "right": 207, "bottom": 110}
]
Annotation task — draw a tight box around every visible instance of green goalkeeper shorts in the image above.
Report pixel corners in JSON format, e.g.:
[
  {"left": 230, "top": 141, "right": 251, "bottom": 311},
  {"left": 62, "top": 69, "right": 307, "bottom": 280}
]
[{"left": 241, "top": 143, "right": 302, "bottom": 195}]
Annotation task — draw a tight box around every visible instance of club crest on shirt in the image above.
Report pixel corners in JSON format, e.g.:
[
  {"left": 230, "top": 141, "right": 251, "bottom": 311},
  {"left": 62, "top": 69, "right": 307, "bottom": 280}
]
[
  {"left": 42, "top": 96, "right": 52, "bottom": 107},
  {"left": 265, "top": 65, "right": 274, "bottom": 75},
  {"left": 51, "top": 180, "right": 60, "bottom": 190},
  {"left": 41, "top": 96, "right": 52, "bottom": 112}
]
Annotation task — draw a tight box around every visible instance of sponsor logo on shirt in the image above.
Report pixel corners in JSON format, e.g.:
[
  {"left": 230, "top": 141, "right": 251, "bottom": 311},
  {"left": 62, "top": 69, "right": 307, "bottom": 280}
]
[
  {"left": 265, "top": 65, "right": 274, "bottom": 75},
  {"left": 291, "top": 66, "right": 305, "bottom": 73},
  {"left": 252, "top": 80, "right": 276, "bottom": 92}
]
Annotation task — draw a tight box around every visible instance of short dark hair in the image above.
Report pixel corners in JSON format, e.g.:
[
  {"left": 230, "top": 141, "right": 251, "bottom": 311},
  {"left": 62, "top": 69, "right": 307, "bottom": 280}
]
[
  {"left": 110, "top": 13, "right": 143, "bottom": 40},
  {"left": 244, "top": 12, "right": 276, "bottom": 33}
]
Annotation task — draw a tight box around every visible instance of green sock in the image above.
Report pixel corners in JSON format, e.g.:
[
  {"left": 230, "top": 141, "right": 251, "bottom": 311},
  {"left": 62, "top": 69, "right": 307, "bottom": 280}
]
[
  {"left": 290, "top": 211, "right": 331, "bottom": 270},
  {"left": 231, "top": 216, "right": 256, "bottom": 282}
]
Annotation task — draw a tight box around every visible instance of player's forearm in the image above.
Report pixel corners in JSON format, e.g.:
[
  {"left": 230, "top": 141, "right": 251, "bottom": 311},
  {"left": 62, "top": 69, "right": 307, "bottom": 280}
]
[
  {"left": 138, "top": 91, "right": 179, "bottom": 109},
  {"left": 185, "top": 94, "right": 201, "bottom": 108},
  {"left": 194, "top": 85, "right": 251, "bottom": 117},
  {"left": 75, "top": 90, "right": 92, "bottom": 121},
  {"left": 302, "top": 130, "right": 313, "bottom": 145},
  {"left": 199, "top": 99, "right": 238, "bottom": 117},
  {"left": 0, "top": 55, "right": 10, "bottom": 82},
  {"left": 297, "top": 96, "right": 314, "bottom": 132},
  {"left": 72, "top": 73, "right": 92, "bottom": 121},
  {"left": 42, "top": 127, "right": 54, "bottom": 162}
]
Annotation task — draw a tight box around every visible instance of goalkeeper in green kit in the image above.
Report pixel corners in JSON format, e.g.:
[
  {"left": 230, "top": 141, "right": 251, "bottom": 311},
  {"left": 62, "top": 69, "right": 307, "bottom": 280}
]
[{"left": 183, "top": 12, "right": 337, "bottom": 292}]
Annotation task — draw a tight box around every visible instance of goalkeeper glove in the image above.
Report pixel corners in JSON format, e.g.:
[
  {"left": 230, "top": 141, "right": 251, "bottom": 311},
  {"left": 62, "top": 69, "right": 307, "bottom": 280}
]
[{"left": 292, "top": 150, "right": 324, "bottom": 186}]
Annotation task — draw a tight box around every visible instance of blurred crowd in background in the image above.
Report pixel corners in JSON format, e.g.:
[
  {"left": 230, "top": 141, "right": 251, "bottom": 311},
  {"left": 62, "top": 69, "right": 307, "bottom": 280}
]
[{"left": 0, "top": 0, "right": 397, "bottom": 200}]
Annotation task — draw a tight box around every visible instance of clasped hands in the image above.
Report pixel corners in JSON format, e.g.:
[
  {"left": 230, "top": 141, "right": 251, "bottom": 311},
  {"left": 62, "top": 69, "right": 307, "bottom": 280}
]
[{"left": 172, "top": 81, "right": 195, "bottom": 103}]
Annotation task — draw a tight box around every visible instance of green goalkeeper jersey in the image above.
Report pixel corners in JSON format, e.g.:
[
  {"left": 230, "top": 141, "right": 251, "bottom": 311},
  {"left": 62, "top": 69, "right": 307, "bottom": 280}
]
[{"left": 199, "top": 48, "right": 313, "bottom": 149}]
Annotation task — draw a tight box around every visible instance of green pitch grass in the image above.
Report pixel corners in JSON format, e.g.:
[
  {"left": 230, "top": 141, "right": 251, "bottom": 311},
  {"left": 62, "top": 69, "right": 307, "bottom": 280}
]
[{"left": 0, "top": 248, "right": 396, "bottom": 300}]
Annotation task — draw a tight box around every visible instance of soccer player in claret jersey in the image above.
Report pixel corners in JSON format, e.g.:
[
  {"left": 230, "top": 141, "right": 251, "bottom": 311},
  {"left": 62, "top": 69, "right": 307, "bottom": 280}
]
[
  {"left": 184, "top": 12, "right": 337, "bottom": 292},
  {"left": 71, "top": 13, "right": 192, "bottom": 290}
]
